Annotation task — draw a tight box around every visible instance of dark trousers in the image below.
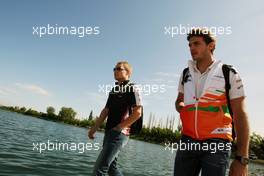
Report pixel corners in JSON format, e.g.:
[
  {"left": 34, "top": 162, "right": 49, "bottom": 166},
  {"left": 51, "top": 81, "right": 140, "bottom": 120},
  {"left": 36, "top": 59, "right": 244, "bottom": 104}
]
[{"left": 174, "top": 135, "right": 231, "bottom": 176}]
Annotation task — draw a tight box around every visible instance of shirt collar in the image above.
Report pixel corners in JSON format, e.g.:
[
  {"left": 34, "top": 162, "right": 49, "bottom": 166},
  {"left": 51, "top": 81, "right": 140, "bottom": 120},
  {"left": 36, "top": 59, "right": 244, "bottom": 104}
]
[
  {"left": 115, "top": 80, "right": 130, "bottom": 86},
  {"left": 188, "top": 59, "right": 220, "bottom": 73}
]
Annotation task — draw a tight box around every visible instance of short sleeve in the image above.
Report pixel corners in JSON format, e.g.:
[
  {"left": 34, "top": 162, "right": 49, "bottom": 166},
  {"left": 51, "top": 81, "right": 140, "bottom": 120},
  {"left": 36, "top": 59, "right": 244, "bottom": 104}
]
[
  {"left": 178, "top": 73, "right": 184, "bottom": 93},
  {"left": 130, "top": 85, "right": 143, "bottom": 107},
  {"left": 105, "top": 94, "right": 111, "bottom": 108},
  {"left": 229, "top": 70, "right": 246, "bottom": 100}
]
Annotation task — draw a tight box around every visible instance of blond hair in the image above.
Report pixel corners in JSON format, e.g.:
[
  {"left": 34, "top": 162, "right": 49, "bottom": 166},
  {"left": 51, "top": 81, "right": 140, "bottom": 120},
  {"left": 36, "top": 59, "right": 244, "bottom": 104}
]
[{"left": 116, "top": 61, "right": 132, "bottom": 77}]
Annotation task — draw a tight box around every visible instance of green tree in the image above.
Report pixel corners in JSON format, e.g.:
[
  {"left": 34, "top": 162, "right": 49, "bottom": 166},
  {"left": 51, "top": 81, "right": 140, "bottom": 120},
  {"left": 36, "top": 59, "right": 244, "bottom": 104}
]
[
  {"left": 58, "top": 107, "right": 76, "bottom": 120},
  {"left": 250, "top": 133, "right": 264, "bottom": 159},
  {"left": 14, "top": 106, "right": 20, "bottom": 112},
  {"left": 47, "top": 106, "right": 55, "bottom": 116},
  {"left": 20, "top": 107, "right": 27, "bottom": 113},
  {"left": 25, "top": 108, "right": 41, "bottom": 117},
  {"left": 88, "top": 110, "right": 93, "bottom": 121}
]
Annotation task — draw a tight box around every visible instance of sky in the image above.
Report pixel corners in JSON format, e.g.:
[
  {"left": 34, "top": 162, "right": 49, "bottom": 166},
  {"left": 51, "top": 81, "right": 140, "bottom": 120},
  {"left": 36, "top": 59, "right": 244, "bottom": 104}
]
[{"left": 0, "top": 0, "right": 263, "bottom": 135}]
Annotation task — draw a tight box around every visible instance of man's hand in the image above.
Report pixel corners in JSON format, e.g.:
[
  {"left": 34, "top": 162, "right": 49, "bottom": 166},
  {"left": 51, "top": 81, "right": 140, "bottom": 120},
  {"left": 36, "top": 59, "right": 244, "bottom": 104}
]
[
  {"left": 88, "top": 127, "right": 96, "bottom": 139},
  {"left": 229, "top": 160, "right": 248, "bottom": 176},
  {"left": 175, "top": 92, "right": 184, "bottom": 113},
  {"left": 87, "top": 107, "right": 109, "bottom": 140},
  {"left": 177, "top": 102, "right": 185, "bottom": 112},
  {"left": 118, "top": 106, "right": 142, "bottom": 129},
  {"left": 112, "top": 125, "right": 122, "bottom": 132}
]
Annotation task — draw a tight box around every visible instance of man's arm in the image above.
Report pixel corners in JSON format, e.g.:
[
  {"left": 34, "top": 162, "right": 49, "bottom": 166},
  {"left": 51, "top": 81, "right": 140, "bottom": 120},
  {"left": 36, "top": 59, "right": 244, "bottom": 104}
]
[
  {"left": 115, "top": 84, "right": 142, "bottom": 130},
  {"left": 175, "top": 72, "right": 184, "bottom": 113},
  {"left": 229, "top": 96, "right": 250, "bottom": 176},
  {"left": 175, "top": 92, "right": 184, "bottom": 113},
  {"left": 231, "top": 96, "right": 250, "bottom": 157},
  {"left": 93, "top": 107, "right": 109, "bottom": 130},
  {"left": 88, "top": 107, "right": 109, "bottom": 139},
  {"left": 115, "top": 106, "right": 142, "bottom": 130}
]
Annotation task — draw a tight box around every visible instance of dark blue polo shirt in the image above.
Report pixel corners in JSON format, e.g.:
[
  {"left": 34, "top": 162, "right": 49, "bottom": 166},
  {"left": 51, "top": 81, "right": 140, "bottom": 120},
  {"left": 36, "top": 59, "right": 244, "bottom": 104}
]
[{"left": 105, "top": 80, "right": 142, "bottom": 131}]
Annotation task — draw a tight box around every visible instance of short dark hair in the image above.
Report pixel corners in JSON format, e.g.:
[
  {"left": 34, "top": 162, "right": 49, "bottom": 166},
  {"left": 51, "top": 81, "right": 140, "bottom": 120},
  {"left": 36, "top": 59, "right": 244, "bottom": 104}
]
[{"left": 187, "top": 28, "right": 216, "bottom": 53}]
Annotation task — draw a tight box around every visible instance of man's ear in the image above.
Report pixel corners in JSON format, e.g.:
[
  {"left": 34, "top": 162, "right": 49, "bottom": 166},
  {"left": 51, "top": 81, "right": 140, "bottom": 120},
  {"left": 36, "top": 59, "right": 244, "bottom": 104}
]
[
  {"left": 127, "top": 71, "right": 132, "bottom": 78},
  {"left": 208, "top": 42, "right": 215, "bottom": 52}
]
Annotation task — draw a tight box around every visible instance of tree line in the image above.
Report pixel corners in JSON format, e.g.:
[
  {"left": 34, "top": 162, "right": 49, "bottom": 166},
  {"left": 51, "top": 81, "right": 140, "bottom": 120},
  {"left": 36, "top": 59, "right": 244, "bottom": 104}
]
[{"left": 0, "top": 105, "right": 263, "bottom": 161}]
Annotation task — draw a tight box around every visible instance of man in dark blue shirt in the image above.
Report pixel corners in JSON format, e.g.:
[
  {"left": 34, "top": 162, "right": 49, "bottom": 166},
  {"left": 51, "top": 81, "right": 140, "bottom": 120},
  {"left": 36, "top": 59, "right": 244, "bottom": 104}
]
[{"left": 88, "top": 61, "right": 143, "bottom": 176}]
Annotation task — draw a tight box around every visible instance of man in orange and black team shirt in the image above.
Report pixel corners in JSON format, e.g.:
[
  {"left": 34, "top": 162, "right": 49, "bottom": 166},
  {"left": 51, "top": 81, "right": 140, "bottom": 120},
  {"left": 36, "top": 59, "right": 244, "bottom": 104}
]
[
  {"left": 88, "top": 61, "right": 143, "bottom": 176},
  {"left": 174, "top": 28, "right": 250, "bottom": 176}
]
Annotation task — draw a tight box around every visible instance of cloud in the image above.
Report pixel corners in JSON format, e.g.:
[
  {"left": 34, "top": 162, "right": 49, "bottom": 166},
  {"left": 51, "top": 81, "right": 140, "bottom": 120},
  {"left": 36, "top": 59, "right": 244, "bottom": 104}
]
[
  {"left": 146, "top": 72, "right": 180, "bottom": 85},
  {"left": 84, "top": 91, "right": 107, "bottom": 105},
  {"left": 0, "top": 86, "right": 17, "bottom": 96},
  {"left": 0, "top": 89, "right": 7, "bottom": 95},
  {"left": 15, "top": 83, "right": 50, "bottom": 96},
  {"left": 154, "top": 72, "right": 180, "bottom": 78}
]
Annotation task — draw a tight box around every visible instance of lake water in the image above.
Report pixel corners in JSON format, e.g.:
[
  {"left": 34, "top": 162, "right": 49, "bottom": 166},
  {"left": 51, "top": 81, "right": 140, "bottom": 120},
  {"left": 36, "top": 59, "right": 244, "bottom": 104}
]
[{"left": 0, "top": 110, "right": 263, "bottom": 176}]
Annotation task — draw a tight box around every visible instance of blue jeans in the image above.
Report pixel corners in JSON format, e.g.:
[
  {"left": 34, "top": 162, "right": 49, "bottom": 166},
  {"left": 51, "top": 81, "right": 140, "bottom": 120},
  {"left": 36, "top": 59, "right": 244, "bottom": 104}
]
[
  {"left": 92, "top": 129, "right": 129, "bottom": 176},
  {"left": 174, "top": 135, "right": 231, "bottom": 176}
]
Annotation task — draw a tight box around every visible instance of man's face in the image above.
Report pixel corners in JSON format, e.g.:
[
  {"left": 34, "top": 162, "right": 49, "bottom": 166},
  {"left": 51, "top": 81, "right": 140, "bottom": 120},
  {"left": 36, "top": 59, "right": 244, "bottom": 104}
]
[
  {"left": 113, "top": 64, "right": 129, "bottom": 81},
  {"left": 188, "top": 36, "right": 213, "bottom": 61}
]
